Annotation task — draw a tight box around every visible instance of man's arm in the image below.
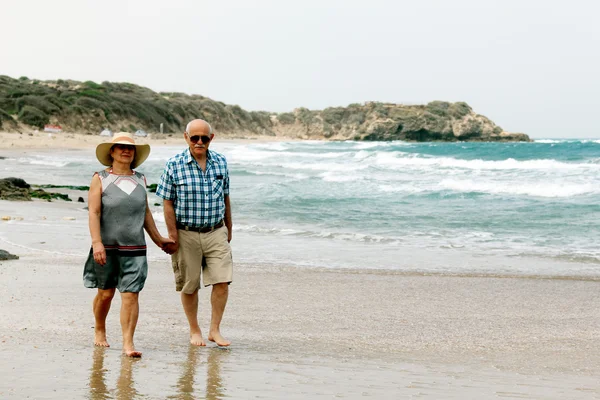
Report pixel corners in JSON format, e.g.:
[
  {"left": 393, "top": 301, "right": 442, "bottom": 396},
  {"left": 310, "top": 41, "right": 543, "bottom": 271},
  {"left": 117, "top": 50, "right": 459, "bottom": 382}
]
[
  {"left": 224, "top": 195, "right": 232, "bottom": 243},
  {"left": 163, "top": 199, "right": 179, "bottom": 252}
]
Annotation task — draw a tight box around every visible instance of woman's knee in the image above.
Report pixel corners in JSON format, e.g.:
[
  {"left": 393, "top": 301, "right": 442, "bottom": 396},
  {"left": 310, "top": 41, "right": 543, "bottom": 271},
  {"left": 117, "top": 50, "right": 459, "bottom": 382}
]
[
  {"left": 97, "top": 288, "right": 116, "bottom": 302},
  {"left": 120, "top": 292, "right": 139, "bottom": 305}
]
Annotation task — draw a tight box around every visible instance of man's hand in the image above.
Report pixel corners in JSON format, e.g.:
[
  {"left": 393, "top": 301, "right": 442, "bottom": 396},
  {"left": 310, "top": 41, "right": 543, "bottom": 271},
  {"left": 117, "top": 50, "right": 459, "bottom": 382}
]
[
  {"left": 159, "top": 236, "right": 177, "bottom": 254},
  {"left": 162, "top": 240, "right": 179, "bottom": 255}
]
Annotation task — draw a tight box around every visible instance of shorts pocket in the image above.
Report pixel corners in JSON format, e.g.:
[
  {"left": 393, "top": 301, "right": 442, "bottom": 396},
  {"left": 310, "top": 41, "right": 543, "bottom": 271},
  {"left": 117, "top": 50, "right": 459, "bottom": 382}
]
[{"left": 172, "top": 259, "right": 184, "bottom": 290}]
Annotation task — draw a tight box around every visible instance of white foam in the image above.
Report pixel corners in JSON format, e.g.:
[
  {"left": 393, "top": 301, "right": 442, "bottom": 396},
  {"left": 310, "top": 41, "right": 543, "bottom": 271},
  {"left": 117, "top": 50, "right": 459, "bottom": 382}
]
[
  {"left": 439, "top": 178, "right": 597, "bottom": 198},
  {"left": 17, "top": 157, "right": 70, "bottom": 167},
  {"left": 252, "top": 170, "right": 308, "bottom": 180},
  {"left": 374, "top": 153, "right": 599, "bottom": 171}
]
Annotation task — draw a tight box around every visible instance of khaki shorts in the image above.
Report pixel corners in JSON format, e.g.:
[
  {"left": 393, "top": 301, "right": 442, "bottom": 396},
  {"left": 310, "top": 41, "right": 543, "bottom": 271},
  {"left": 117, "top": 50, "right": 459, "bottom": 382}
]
[{"left": 171, "top": 226, "right": 233, "bottom": 293}]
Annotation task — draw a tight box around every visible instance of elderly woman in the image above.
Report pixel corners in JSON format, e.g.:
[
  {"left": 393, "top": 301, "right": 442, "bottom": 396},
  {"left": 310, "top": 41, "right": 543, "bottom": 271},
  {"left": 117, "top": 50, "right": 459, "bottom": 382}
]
[{"left": 83, "top": 132, "right": 174, "bottom": 357}]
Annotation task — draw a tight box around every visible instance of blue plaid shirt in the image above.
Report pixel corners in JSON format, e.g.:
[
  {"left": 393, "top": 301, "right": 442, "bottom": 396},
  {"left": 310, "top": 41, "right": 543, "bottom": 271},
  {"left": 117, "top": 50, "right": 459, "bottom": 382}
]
[{"left": 156, "top": 148, "right": 230, "bottom": 228}]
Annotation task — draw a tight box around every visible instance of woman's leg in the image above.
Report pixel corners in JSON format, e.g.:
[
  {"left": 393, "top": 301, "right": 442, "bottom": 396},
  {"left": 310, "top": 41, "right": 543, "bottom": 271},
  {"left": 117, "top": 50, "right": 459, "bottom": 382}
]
[
  {"left": 93, "top": 288, "right": 116, "bottom": 346},
  {"left": 120, "top": 292, "right": 142, "bottom": 357}
]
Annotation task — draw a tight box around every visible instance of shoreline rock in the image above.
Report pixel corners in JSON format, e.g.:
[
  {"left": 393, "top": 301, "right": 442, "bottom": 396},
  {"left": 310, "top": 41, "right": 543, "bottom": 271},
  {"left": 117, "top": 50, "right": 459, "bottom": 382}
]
[
  {"left": 0, "top": 249, "right": 18, "bottom": 260},
  {"left": 0, "top": 178, "right": 75, "bottom": 201}
]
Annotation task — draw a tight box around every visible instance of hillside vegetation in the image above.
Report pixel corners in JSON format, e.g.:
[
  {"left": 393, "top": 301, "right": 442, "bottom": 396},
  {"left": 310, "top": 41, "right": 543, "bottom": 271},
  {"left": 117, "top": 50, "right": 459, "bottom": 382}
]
[{"left": 0, "top": 76, "right": 530, "bottom": 142}]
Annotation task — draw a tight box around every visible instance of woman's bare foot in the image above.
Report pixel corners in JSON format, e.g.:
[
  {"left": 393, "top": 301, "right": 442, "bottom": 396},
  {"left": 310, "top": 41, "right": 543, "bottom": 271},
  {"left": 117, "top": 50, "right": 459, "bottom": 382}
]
[
  {"left": 190, "top": 332, "right": 206, "bottom": 346},
  {"left": 208, "top": 331, "right": 231, "bottom": 347},
  {"left": 123, "top": 347, "right": 142, "bottom": 357},
  {"left": 94, "top": 329, "right": 110, "bottom": 347}
]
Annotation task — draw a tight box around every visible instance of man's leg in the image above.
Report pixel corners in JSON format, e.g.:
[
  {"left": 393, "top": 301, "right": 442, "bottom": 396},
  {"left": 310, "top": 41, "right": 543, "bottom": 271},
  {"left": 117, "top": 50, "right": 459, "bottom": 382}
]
[
  {"left": 182, "top": 290, "right": 206, "bottom": 346},
  {"left": 120, "top": 292, "right": 141, "bottom": 357},
  {"left": 208, "top": 283, "right": 230, "bottom": 346},
  {"left": 93, "top": 288, "right": 115, "bottom": 347}
]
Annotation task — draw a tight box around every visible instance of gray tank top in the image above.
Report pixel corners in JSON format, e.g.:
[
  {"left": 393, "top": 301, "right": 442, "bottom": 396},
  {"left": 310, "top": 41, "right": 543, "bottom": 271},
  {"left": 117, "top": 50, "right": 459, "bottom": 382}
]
[{"left": 97, "top": 169, "right": 147, "bottom": 248}]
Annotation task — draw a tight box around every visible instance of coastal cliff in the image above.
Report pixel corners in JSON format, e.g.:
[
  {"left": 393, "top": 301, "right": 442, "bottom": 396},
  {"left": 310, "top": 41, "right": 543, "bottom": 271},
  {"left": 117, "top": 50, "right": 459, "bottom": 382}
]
[{"left": 0, "top": 76, "right": 530, "bottom": 142}]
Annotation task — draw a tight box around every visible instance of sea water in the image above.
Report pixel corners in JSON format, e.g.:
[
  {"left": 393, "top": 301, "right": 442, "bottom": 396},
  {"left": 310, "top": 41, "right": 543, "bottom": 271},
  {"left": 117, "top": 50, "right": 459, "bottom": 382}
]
[{"left": 3, "top": 139, "right": 600, "bottom": 277}]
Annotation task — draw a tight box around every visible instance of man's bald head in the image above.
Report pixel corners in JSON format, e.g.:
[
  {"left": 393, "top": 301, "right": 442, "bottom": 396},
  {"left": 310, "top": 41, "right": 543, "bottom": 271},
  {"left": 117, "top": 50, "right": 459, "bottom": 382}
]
[{"left": 185, "top": 119, "right": 213, "bottom": 135}]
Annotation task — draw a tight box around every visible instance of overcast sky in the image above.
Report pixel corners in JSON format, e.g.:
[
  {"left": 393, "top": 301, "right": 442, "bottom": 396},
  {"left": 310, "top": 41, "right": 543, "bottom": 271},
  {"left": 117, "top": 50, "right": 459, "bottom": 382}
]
[{"left": 2, "top": 0, "right": 599, "bottom": 138}]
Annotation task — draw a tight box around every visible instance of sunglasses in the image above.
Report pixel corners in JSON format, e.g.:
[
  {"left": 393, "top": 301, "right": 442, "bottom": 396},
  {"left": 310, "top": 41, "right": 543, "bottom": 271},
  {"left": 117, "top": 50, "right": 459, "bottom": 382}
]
[
  {"left": 188, "top": 134, "right": 212, "bottom": 144},
  {"left": 113, "top": 144, "right": 135, "bottom": 151}
]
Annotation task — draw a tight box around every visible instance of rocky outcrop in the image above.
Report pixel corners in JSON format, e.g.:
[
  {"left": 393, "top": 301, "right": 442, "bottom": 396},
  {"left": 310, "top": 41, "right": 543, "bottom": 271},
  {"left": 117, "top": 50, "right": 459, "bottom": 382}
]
[{"left": 271, "top": 101, "right": 532, "bottom": 142}]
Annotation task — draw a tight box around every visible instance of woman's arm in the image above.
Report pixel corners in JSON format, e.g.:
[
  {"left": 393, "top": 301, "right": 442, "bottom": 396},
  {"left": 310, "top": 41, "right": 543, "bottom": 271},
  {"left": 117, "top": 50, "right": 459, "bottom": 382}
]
[
  {"left": 144, "top": 202, "right": 175, "bottom": 253},
  {"left": 88, "top": 174, "right": 106, "bottom": 265}
]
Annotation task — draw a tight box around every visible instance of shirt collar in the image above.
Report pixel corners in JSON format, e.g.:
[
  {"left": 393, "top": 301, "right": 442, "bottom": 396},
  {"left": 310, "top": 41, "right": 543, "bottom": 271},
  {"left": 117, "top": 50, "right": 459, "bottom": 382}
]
[{"left": 184, "top": 148, "right": 213, "bottom": 165}]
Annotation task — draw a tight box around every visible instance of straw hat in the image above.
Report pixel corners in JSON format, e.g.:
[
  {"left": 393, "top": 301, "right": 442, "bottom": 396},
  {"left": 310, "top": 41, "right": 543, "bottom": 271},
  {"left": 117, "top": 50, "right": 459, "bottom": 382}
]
[{"left": 95, "top": 132, "right": 151, "bottom": 169}]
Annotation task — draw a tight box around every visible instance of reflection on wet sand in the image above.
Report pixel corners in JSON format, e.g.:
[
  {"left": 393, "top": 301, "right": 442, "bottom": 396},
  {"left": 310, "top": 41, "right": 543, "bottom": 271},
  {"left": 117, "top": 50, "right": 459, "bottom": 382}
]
[
  {"left": 88, "top": 347, "right": 109, "bottom": 400},
  {"left": 175, "top": 346, "right": 229, "bottom": 400},
  {"left": 206, "top": 348, "right": 227, "bottom": 400},
  {"left": 88, "top": 347, "right": 140, "bottom": 400},
  {"left": 116, "top": 356, "right": 140, "bottom": 400}
]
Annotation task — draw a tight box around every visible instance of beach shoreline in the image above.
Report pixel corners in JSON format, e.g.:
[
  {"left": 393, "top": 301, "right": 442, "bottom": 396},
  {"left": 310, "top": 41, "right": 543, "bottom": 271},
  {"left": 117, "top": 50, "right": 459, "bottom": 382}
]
[{"left": 0, "top": 129, "right": 299, "bottom": 150}]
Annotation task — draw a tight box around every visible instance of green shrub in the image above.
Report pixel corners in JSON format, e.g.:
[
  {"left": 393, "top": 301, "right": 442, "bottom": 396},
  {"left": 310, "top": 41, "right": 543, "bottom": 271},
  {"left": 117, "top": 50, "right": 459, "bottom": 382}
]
[
  {"left": 296, "top": 108, "right": 314, "bottom": 125},
  {"left": 18, "top": 106, "right": 49, "bottom": 128},
  {"left": 0, "top": 108, "right": 11, "bottom": 121},
  {"left": 321, "top": 107, "right": 346, "bottom": 125},
  {"left": 277, "top": 112, "right": 296, "bottom": 124},
  {"left": 448, "top": 102, "right": 472, "bottom": 118},
  {"left": 79, "top": 89, "right": 106, "bottom": 99},
  {"left": 0, "top": 108, "right": 13, "bottom": 128},
  {"left": 15, "top": 95, "right": 60, "bottom": 114},
  {"left": 0, "top": 97, "right": 16, "bottom": 114},
  {"left": 75, "top": 96, "right": 105, "bottom": 110},
  {"left": 426, "top": 101, "right": 450, "bottom": 116},
  {"left": 19, "top": 76, "right": 28, "bottom": 81},
  {"left": 370, "top": 102, "right": 388, "bottom": 117},
  {"left": 346, "top": 111, "right": 365, "bottom": 125},
  {"left": 83, "top": 81, "right": 103, "bottom": 90}
]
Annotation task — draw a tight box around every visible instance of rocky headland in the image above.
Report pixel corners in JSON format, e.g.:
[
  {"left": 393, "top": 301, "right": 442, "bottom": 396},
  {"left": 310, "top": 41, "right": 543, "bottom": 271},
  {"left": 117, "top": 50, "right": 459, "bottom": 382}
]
[{"left": 0, "top": 75, "right": 530, "bottom": 142}]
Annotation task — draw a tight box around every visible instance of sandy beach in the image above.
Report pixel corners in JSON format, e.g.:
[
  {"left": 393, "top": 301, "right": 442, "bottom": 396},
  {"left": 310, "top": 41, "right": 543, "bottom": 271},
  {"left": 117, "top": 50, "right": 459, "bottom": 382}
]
[
  {"left": 1, "top": 133, "right": 600, "bottom": 398},
  {"left": 0, "top": 129, "right": 295, "bottom": 150},
  {"left": 1, "top": 192, "right": 600, "bottom": 399}
]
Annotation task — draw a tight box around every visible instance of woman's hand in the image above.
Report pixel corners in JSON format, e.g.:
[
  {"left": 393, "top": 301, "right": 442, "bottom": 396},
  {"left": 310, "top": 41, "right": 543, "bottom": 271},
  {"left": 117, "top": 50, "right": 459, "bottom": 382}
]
[{"left": 93, "top": 242, "right": 107, "bottom": 265}]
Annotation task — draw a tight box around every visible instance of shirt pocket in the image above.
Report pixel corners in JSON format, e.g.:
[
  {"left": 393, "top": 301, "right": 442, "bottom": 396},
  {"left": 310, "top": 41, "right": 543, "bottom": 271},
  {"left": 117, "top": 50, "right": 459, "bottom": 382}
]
[{"left": 211, "top": 179, "right": 224, "bottom": 200}]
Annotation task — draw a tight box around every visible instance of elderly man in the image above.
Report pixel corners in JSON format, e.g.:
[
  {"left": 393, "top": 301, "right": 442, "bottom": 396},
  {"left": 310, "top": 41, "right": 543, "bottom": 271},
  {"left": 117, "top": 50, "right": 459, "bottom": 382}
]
[{"left": 156, "top": 119, "right": 233, "bottom": 347}]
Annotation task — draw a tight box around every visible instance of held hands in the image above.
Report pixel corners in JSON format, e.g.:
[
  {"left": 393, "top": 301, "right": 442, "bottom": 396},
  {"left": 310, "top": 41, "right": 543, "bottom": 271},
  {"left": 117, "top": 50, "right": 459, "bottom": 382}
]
[
  {"left": 159, "top": 236, "right": 178, "bottom": 255},
  {"left": 92, "top": 242, "right": 107, "bottom": 265}
]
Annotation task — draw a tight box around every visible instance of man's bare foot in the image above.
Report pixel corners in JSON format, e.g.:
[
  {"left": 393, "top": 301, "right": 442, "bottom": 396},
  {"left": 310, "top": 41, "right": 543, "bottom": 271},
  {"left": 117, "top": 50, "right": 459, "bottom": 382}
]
[
  {"left": 123, "top": 348, "right": 142, "bottom": 357},
  {"left": 94, "top": 330, "right": 110, "bottom": 347},
  {"left": 190, "top": 332, "right": 206, "bottom": 346},
  {"left": 208, "top": 331, "right": 231, "bottom": 347}
]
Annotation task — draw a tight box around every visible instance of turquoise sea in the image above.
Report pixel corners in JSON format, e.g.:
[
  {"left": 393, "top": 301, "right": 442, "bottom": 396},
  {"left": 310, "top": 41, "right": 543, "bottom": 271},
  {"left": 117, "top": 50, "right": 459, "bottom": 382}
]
[{"left": 3, "top": 139, "right": 600, "bottom": 277}]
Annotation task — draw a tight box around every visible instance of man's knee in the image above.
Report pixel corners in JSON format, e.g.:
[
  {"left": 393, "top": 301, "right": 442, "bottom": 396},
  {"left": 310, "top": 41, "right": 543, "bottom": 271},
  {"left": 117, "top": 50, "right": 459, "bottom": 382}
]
[{"left": 212, "top": 282, "right": 229, "bottom": 294}]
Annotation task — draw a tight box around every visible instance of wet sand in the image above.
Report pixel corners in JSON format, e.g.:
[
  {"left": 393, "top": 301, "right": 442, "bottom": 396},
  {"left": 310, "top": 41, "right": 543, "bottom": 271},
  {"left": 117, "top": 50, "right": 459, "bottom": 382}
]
[{"left": 1, "top": 199, "right": 600, "bottom": 399}]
